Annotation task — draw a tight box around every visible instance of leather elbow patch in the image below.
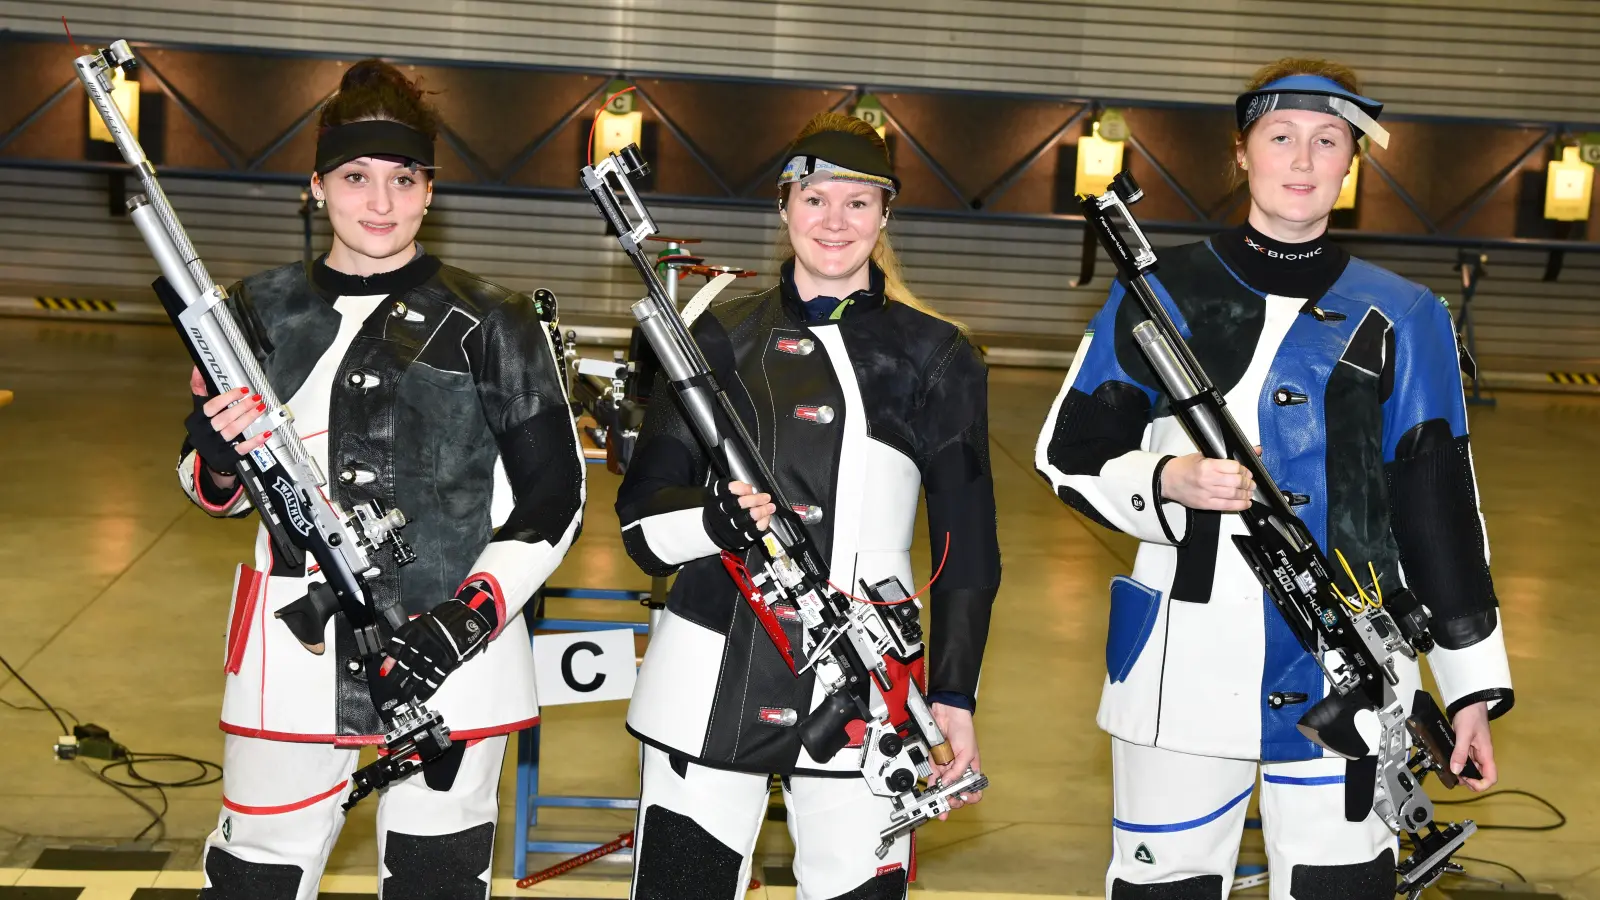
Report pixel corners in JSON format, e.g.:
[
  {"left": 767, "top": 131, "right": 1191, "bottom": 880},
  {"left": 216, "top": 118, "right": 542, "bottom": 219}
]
[
  {"left": 1046, "top": 382, "right": 1151, "bottom": 477},
  {"left": 493, "top": 410, "right": 583, "bottom": 544},
  {"left": 1385, "top": 420, "right": 1496, "bottom": 620},
  {"left": 1432, "top": 609, "right": 1497, "bottom": 651},
  {"left": 1054, "top": 484, "right": 1121, "bottom": 533},
  {"left": 621, "top": 524, "right": 680, "bottom": 577}
]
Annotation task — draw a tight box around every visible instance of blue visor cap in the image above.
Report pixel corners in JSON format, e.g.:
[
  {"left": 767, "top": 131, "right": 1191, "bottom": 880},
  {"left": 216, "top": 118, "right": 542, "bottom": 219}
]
[{"left": 1236, "top": 75, "right": 1388, "bottom": 149}]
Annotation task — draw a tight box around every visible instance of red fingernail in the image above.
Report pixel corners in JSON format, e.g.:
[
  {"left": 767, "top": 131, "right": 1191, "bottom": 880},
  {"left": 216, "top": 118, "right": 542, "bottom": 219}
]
[
  {"left": 251, "top": 393, "right": 261, "bottom": 402},
  {"left": 256, "top": 403, "right": 266, "bottom": 412},
  {"left": 239, "top": 386, "right": 249, "bottom": 394},
  {"left": 264, "top": 430, "right": 273, "bottom": 439}
]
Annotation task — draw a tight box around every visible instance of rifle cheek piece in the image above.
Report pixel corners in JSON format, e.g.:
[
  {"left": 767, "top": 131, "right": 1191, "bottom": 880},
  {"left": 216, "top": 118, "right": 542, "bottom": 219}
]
[
  {"left": 798, "top": 690, "right": 862, "bottom": 763},
  {"left": 274, "top": 581, "right": 343, "bottom": 654},
  {"left": 1296, "top": 690, "right": 1372, "bottom": 760}
]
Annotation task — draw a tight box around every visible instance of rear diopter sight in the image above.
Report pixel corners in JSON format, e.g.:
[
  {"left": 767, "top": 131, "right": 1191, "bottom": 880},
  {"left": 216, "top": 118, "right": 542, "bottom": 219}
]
[
  {"left": 619, "top": 143, "right": 650, "bottom": 178},
  {"left": 1111, "top": 171, "right": 1143, "bottom": 204}
]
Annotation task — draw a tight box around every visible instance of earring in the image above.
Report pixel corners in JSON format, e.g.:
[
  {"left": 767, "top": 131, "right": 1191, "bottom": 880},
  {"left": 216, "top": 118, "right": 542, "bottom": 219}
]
[
  {"left": 315, "top": 198, "right": 324, "bottom": 209},
  {"left": 423, "top": 207, "right": 430, "bottom": 216}
]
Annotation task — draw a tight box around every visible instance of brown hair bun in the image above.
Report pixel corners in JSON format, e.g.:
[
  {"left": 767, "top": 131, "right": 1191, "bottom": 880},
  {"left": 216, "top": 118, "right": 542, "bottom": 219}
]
[{"left": 318, "top": 58, "right": 439, "bottom": 139}]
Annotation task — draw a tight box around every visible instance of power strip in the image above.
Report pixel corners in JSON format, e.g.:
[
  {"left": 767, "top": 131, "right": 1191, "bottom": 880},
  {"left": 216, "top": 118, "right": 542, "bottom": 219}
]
[{"left": 53, "top": 723, "right": 128, "bottom": 761}]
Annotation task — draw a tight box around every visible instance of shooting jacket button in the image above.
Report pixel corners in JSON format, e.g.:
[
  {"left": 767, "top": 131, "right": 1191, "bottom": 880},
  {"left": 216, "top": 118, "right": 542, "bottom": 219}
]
[
  {"left": 793, "top": 405, "right": 835, "bottom": 425},
  {"left": 338, "top": 465, "right": 378, "bottom": 486},
  {"left": 1273, "top": 388, "right": 1308, "bottom": 406},
  {"left": 1268, "top": 691, "right": 1310, "bottom": 709},
  {"left": 775, "top": 337, "right": 815, "bottom": 355},
  {"left": 1305, "top": 306, "right": 1348, "bottom": 322},
  {"left": 791, "top": 503, "right": 825, "bottom": 525},
  {"left": 390, "top": 302, "right": 425, "bottom": 323},
  {"left": 1286, "top": 492, "right": 1311, "bottom": 507},
  {"left": 347, "top": 368, "right": 381, "bottom": 392}
]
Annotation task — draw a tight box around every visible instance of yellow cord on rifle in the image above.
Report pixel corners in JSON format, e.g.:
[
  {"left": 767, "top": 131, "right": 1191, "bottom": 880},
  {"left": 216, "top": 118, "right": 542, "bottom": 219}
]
[{"left": 1331, "top": 549, "right": 1384, "bottom": 613}]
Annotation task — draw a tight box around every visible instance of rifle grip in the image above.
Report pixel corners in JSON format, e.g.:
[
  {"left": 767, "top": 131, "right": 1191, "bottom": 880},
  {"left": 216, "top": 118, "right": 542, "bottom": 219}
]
[{"left": 930, "top": 741, "right": 955, "bottom": 766}]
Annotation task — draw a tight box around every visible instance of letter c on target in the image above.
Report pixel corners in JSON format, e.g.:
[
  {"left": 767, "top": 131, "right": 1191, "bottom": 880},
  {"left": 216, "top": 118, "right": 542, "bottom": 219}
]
[{"left": 560, "top": 641, "right": 606, "bottom": 692}]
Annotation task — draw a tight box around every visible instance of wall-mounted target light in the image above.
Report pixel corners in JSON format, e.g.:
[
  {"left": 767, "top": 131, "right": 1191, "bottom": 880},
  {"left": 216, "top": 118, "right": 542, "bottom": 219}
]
[
  {"left": 88, "top": 66, "right": 138, "bottom": 143},
  {"left": 1075, "top": 110, "right": 1126, "bottom": 197},
  {"left": 1545, "top": 144, "right": 1593, "bottom": 222},
  {"left": 852, "top": 94, "right": 888, "bottom": 140},
  {"left": 593, "top": 80, "right": 641, "bottom": 163},
  {"left": 1334, "top": 136, "right": 1367, "bottom": 211},
  {"left": 1333, "top": 157, "right": 1360, "bottom": 210}
]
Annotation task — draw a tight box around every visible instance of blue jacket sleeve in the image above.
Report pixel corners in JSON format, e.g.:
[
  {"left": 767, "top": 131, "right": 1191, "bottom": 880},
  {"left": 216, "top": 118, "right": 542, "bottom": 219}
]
[
  {"left": 1034, "top": 282, "right": 1190, "bottom": 546},
  {"left": 1382, "top": 290, "right": 1512, "bottom": 720}
]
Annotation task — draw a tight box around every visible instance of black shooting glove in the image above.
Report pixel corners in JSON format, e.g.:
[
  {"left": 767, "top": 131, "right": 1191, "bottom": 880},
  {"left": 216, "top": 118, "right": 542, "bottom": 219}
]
[
  {"left": 184, "top": 393, "right": 246, "bottom": 476},
  {"left": 703, "top": 479, "right": 760, "bottom": 552},
  {"left": 370, "top": 597, "right": 495, "bottom": 714}
]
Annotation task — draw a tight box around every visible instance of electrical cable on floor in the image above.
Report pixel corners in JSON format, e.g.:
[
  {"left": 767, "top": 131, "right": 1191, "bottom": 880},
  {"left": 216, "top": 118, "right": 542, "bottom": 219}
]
[
  {"left": 1, "top": 650, "right": 223, "bottom": 845},
  {"left": 1, "top": 696, "right": 79, "bottom": 724},
  {"left": 1452, "top": 855, "right": 1528, "bottom": 885},
  {"left": 0, "top": 650, "right": 72, "bottom": 736},
  {"left": 1433, "top": 788, "right": 1566, "bottom": 831}
]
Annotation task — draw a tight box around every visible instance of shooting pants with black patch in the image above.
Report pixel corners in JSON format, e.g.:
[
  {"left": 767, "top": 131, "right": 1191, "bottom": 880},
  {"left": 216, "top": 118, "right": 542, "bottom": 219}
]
[{"left": 198, "top": 732, "right": 505, "bottom": 900}]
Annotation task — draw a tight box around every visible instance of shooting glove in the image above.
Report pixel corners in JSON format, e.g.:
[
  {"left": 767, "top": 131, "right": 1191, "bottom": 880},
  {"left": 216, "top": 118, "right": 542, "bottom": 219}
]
[
  {"left": 703, "top": 479, "right": 760, "bottom": 552},
  {"left": 184, "top": 393, "right": 247, "bottom": 476},
  {"left": 371, "top": 594, "right": 496, "bottom": 713}
]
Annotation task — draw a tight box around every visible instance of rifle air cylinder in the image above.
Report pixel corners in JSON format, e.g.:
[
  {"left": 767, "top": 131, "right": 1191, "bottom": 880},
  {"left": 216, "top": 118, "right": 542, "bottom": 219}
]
[
  {"left": 1132, "top": 321, "right": 1228, "bottom": 462},
  {"left": 128, "top": 197, "right": 199, "bottom": 305}
]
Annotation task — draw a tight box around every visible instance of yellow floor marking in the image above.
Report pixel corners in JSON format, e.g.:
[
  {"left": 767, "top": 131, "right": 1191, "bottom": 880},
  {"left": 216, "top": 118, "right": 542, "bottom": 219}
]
[
  {"left": 0, "top": 866, "right": 1099, "bottom": 899},
  {"left": 15, "top": 869, "right": 157, "bottom": 888},
  {"left": 151, "top": 869, "right": 206, "bottom": 888}
]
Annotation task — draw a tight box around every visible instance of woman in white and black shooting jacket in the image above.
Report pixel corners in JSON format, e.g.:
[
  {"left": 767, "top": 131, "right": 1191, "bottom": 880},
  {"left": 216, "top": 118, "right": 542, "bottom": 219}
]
[
  {"left": 614, "top": 111, "right": 1001, "bottom": 900},
  {"left": 1036, "top": 58, "right": 1511, "bottom": 900},
  {"left": 178, "top": 59, "right": 584, "bottom": 900}
]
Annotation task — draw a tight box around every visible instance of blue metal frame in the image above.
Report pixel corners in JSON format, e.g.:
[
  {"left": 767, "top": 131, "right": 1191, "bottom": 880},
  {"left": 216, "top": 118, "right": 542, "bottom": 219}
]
[{"left": 514, "top": 585, "right": 651, "bottom": 878}]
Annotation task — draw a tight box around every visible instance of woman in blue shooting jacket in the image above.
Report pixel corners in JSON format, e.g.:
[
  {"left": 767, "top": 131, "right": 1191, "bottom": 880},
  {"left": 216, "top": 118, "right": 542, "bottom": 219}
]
[{"left": 1035, "top": 58, "right": 1512, "bottom": 900}]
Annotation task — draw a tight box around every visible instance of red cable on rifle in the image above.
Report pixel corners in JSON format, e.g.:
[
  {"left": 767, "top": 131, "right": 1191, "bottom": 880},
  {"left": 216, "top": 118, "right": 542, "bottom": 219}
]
[
  {"left": 828, "top": 532, "right": 951, "bottom": 606},
  {"left": 587, "top": 85, "right": 637, "bottom": 167}
]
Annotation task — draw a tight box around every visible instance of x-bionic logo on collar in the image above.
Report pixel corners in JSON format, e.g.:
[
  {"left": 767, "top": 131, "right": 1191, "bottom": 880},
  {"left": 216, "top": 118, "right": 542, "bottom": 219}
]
[{"left": 1246, "top": 235, "right": 1324, "bottom": 262}]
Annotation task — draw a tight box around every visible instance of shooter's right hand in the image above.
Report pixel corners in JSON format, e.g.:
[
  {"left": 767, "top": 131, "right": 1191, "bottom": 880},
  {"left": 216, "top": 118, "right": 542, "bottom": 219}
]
[
  {"left": 1159, "top": 451, "right": 1255, "bottom": 512},
  {"left": 703, "top": 479, "right": 776, "bottom": 552},
  {"left": 186, "top": 366, "right": 270, "bottom": 478}
]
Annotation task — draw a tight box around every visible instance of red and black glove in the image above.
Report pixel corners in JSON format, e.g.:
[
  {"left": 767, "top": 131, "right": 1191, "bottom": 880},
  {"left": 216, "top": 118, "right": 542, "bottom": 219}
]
[{"left": 370, "top": 584, "right": 499, "bottom": 714}]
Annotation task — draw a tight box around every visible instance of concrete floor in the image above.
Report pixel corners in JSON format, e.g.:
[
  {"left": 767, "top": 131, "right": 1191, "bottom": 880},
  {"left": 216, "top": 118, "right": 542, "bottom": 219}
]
[{"left": 0, "top": 315, "right": 1596, "bottom": 898}]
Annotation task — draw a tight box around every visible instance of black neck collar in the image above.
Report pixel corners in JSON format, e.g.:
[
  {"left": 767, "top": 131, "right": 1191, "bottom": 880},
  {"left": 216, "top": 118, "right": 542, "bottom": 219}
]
[
  {"left": 779, "top": 259, "right": 886, "bottom": 322},
  {"left": 1211, "top": 221, "right": 1349, "bottom": 301},
  {"left": 311, "top": 247, "right": 441, "bottom": 301}
]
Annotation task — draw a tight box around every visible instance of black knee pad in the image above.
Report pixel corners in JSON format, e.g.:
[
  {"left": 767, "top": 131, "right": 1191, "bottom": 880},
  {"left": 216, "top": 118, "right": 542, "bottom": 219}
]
[
  {"left": 822, "top": 866, "right": 908, "bottom": 900},
  {"left": 199, "top": 847, "right": 303, "bottom": 899},
  {"left": 1111, "top": 874, "right": 1224, "bottom": 899},
  {"left": 1289, "top": 849, "right": 1394, "bottom": 900},
  {"left": 635, "top": 805, "right": 744, "bottom": 900},
  {"left": 382, "top": 821, "right": 494, "bottom": 900}
]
